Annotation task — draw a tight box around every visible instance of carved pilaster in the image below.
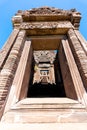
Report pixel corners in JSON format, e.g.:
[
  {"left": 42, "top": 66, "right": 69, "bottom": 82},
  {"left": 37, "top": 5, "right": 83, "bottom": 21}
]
[
  {"left": 68, "top": 29, "right": 87, "bottom": 90},
  {"left": 0, "top": 30, "right": 26, "bottom": 104},
  {"left": 2, "top": 40, "right": 32, "bottom": 115},
  {"left": 59, "top": 40, "right": 77, "bottom": 100},
  {"left": 0, "top": 29, "right": 19, "bottom": 70},
  {"left": 74, "top": 30, "right": 87, "bottom": 55},
  {"left": 60, "top": 39, "right": 87, "bottom": 105}
]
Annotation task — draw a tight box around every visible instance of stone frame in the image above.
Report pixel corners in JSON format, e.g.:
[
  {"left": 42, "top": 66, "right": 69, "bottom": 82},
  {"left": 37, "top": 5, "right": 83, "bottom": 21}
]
[
  {"left": 1, "top": 7, "right": 87, "bottom": 123},
  {"left": 1, "top": 33, "right": 87, "bottom": 123}
]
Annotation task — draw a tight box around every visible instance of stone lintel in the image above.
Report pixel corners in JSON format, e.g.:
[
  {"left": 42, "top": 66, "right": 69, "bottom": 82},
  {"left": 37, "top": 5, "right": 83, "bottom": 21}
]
[
  {"left": 20, "top": 21, "right": 73, "bottom": 29},
  {"left": 22, "top": 14, "right": 71, "bottom": 22},
  {"left": 18, "top": 7, "right": 81, "bottom": 22},
  {"left": 26, "top": 35, "right": 66, "bottom": 50},
  {"left": 21, "top": 14, "right": 81, "bottom": 30},
  {"left": 28, "top": 36, "right": 61, "bottom": 50},
  {"left": 12, "top": 7, "right": 81, "bottom": 30},
  {"left": 20, "top": 21, "right": 73, "bottom": 35}
]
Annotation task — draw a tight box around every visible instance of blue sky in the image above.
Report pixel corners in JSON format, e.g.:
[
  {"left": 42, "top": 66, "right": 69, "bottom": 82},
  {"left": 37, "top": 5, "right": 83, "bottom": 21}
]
[{"left": 0, "top": 0, "right": 87, "bottom": 49}]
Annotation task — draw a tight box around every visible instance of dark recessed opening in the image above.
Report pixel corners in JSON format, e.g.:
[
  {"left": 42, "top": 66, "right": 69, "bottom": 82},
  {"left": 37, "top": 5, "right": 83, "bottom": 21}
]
[
  {"left": 27, "top": 50, "right": 66, "bottom": 98},
  {"left": 27, "top": 82, "right": 66, "bottom": 97}
]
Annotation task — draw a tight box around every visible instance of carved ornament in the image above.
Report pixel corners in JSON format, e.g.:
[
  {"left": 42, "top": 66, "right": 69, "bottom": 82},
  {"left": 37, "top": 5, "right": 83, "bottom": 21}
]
[
  {"left": 20, "top": 7, "right": 81, "bottom": 16},
  {"left": 34, "top": 51, "right": 56, "bottom": 64},
  {"left": 20, "top": 21, "right": 73, "bottom": 29}
]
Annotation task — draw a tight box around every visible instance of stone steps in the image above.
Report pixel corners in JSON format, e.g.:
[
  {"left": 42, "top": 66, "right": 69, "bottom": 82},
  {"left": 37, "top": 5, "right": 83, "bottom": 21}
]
[
  {"left": 11, "top": 98, "right": 85, "bottom": 111},
  {"left": 1, "top": 98, "right": 87, "bottom": 123}
]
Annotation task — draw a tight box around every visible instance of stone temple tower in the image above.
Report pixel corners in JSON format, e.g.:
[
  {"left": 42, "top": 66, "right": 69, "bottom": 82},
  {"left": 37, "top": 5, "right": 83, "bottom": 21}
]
[{"left": 0, "top": 7, "right": 87, "bottom": 129}]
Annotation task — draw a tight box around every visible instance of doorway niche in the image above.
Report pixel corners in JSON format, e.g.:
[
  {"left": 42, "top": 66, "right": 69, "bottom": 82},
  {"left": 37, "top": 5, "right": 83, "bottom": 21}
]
[{"left": 27, "top": 50, "right": 66, "bottom": 98}]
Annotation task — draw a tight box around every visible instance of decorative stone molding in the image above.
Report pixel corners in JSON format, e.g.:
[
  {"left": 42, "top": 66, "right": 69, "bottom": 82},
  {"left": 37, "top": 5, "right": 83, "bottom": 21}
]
[
  {"left": 0, "top": 29, "right": 19, "bottom": 70},
  {"left": 21, "top": 7, "right": 80, "bottom": 16},
  {"left": 20, "top": 21, "right": 73, "bottom": 35},
  {"left": 34, "top": 51, "right": 56, "bottom": 64},
  {"left": 12, "top": 16, "right": 23, "bottom": 24},
  {"left": 12, "top": 16, "right": 23, "bottom": 28},
  {"left": 61, "top": 39, "right": 87, "bottom": 105},
  {"left": 68, "top": 29, "right": 87, "bottom": 90},
  {"left": 0, "top": 30, "right": 26, "bottom": 111},
  {"left": 1, "top": 7, "right": 87, "bottom": 126},
  {"left": 12, "top": 7, "right": 81, "bottom": 30},
  {"left": 74, "top": 30, "right": 87, "bottom": 54},
  {"left": 20, "top": 21, "right": 73, "bottom": 30},
  {"left": 3, "top": 41, "right": 32, "bottom": 113}
]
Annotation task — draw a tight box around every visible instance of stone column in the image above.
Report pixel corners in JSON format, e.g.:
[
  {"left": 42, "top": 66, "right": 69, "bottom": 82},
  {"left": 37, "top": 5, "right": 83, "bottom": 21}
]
[
  {"left": 0, "top": 29, "right": 19, "bottom": 70},
  {"left": 60, "top": 39, "right": 87, "bottom": 105},
  {"left": 68, "top": 29, "right": 87, "bottom": 90},
  {"left": 0, "top": 30, "right": 26, "bottom": 103}
]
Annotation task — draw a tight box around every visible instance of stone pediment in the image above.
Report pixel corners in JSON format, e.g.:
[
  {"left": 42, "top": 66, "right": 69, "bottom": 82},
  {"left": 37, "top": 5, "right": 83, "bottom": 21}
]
[
  {"left": 25, "top": 6, "right": 72, "bottom": 15},
  {"left": 12, "top": 7, "right": 81, "bottom": 30},
  {"left": 19, "top": 6, "right": 80, "bottom": 16}
]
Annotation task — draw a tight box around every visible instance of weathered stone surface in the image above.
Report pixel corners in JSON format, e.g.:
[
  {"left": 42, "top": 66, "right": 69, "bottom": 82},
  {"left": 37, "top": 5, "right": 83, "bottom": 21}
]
[
  {"left": 61, "top": 39, "right": 87, "bottom": 105},
  {"left": 1, "top": 123, "right": 87, "bottom": 130},
  {"left": 3, "top": 40, "right": 32, "bottom": 113},
  {"left": 20, "top": 21, "right": 73, "bottom": 29},
  {"left": 12, "top": 16, "right": 23, "bottom": 24},
  {"left": 20, "top": 21, "right": 73, "bottom": 35},
  {"left": 0, "top": 30, "right": 26, "bottom": 113},
  {"left": 1, "top": 98, "right": 86, "bottom": 123},
  {"left": 74, "top": 30, "right": 87, "bottom": 54},
  {"left": 28, "top": 35, "right": 63, "bottom": 50},
  {"left": 0, "top": 29, "right": 19, "bottom": 70},
  {"left": 34, "top": 50, "right": 56, "bottom": 63},
  {"left": 0, "top": 6, "right": 87, "bottom": 128},
  {"left": 68, "top": 29, "right": 87, "bottom": 91},
  {"left": 22, "top": 7, "right": 78, "bottom": 15},
  {"left": 21, "top": 7, "right": 81, "bottom": 25},
  {"left": 12, "top": 7, "right": 81, "bottom": 30},
  {"left": 59, "top": 42, "right": 77, "bottom": 100},
  {"left": 33, "top": 51, "right": 56, "bottom": 84}
]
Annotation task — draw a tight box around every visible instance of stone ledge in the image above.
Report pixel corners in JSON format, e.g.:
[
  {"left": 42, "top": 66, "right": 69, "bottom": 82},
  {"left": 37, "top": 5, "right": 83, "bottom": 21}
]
[{"left": 0, "top": 123, "right": 87, "bottom": 130}]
